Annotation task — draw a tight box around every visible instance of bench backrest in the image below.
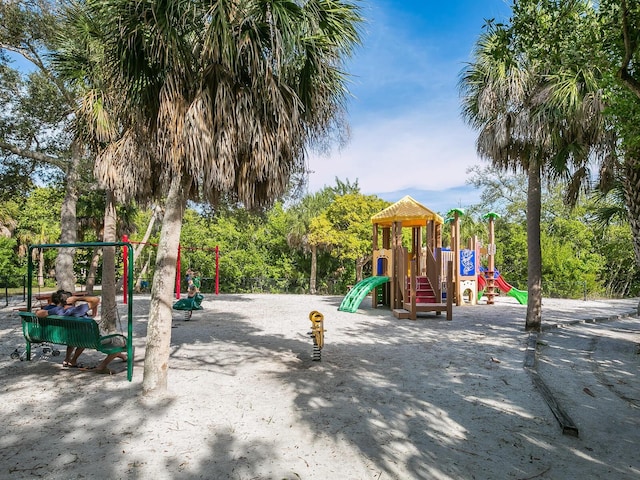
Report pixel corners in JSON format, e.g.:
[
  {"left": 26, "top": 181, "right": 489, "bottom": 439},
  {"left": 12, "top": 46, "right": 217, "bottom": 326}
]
[{"left": 19, "top": 311, "right": 102, "bottom": 349}]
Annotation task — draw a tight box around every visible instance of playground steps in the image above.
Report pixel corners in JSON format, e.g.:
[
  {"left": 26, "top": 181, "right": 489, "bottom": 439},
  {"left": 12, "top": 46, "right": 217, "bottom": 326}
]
[
  {"left": 393, "top": 309, "right": 411, "bottom": 319},
  {"left": 396, "top": 275, "right": 451, "bottom": 319},
  {"left": 393, "top": 303, "right": 449, "bottom": 319},
  {"left": 406, "top": 276, "right": 437, "bottom": 303}
]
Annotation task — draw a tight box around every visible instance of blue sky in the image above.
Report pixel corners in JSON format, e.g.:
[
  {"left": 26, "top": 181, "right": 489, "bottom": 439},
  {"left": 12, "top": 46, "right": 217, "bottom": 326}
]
[
  {"left": 306, "top": 0, "right": 513, "bottom": 214},
  {"left": 6, "top": 1, "right": 512, "bottom": 215}
]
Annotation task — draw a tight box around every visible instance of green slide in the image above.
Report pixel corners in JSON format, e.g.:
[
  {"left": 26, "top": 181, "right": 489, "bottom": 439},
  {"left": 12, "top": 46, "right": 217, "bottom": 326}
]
[
  {"left": 338, "top": 276, "right": 390, "bottom": 313},
  {"left": 507, "top": 287, "right": 528, "bottom": 305}
]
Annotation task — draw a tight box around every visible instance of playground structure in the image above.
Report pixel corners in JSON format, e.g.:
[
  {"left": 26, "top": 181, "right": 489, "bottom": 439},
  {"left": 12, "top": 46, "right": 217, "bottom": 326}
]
[
  {"left": 339, "top": 196, "right": 453, "bottom": 320},
  {"left": 338, "top": 197, "right": 527, "bottom": 318},
  {"left": 447, "top": 209, "right": 527, "bottom": 306}
]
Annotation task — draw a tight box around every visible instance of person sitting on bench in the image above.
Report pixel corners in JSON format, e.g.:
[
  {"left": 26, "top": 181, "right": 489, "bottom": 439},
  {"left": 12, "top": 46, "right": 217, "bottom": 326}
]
[
  {"left": 35, "top": 290, "right": 126, "bottom": 373},
  {"left": 36, "top": 290, "right": 100, "bottom": 368}
]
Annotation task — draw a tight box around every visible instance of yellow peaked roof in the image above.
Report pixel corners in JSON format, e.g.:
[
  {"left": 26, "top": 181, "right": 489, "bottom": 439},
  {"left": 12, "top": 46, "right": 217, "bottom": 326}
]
[{"left": 371, "top": 195, "right": 444, "bottom": 228}]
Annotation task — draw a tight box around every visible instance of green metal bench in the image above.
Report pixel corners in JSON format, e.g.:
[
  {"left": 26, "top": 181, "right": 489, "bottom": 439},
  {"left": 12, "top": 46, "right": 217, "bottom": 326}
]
[
  {"left": 18, "top": 311, "right": 134, "bottom": 381},
  {"left": 21, "top": 241, "right": 136, "bottom": 382}
]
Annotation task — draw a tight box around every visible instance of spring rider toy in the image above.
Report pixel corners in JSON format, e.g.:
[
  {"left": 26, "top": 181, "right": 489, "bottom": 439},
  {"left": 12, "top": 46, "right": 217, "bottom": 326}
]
[{"left": 308, "top": 311, "right": 325, "bottom": 361}]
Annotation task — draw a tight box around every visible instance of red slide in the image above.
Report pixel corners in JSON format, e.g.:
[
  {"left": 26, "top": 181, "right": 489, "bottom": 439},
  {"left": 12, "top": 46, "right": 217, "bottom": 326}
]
[
  {"left": 478, "top": 272, "right": 514, "bottom": 293},
  {"left": 477, "top": 272, "right": 528, "bottom": 305},
  {"left": 494, "top": 274, "right": 513, "bottom": 293}
]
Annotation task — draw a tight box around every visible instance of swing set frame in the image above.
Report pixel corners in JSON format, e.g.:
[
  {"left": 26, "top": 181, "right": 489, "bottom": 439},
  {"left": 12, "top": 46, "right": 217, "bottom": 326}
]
[{"left": 121, "top": 234, "right": 219, "bottom": 303}]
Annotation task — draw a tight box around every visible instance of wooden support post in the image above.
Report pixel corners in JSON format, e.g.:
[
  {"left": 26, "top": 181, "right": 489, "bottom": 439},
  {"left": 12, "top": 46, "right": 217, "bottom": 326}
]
[
  {"left": 410, "top": 259, "right": 417, "bottom": 320},
  {"left": 446, "top": 260, "right": 453, "bottom": 320}
]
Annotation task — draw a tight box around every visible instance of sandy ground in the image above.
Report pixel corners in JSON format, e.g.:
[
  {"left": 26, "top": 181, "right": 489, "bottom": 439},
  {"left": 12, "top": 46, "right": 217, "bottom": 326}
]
[{"left": 0, "top": 293, "right": 638, "bottom": 480}]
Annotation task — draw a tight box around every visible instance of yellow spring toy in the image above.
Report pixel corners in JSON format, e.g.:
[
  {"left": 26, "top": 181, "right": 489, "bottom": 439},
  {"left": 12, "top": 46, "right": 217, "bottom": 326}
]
[{"left": 308, "top": 311, "right": 325, "bottom": 361}]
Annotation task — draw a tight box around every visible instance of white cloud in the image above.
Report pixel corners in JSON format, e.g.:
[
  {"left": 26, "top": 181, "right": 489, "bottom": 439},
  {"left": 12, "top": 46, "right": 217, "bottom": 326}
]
[
  {"left": 307, "top": 109, "right": 481, "bottom": 194},
  {"left": 304, "top": 1, "right": 504, "bottom": 199}
]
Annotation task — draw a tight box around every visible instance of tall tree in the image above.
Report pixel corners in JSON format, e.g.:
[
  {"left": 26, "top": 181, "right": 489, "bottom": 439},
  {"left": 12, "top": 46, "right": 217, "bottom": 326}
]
[
  {"left": 287, "top": 189, "right": 335, "bottom": 294},
  {"left": 69, "top": 0, "right": 362, "bottom": 393},
  {"left": 310, "top": 193, "right": 389, "bottom": 283},
  {"left": 599, "top": 0, "right": 640, "bottom": 314},
  {"left": 286, "top": 179, "right": 360, "bottom": 293},
  {"left": 0, "top": 0, "right": 84, "bottom": 291},
  {"left": 460, "top": 0, "right": 611, "bottom": 330}
]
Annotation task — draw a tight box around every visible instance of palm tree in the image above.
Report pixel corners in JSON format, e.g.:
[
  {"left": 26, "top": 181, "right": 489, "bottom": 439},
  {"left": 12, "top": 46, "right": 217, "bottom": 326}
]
[
  {"left": 287, "top": 179, "right": 361, "bottom": 292},
  {"left": 287, "top": 189, "right": 335, "bottom": 294},
  {"left": 460, "top": 1, "right": 611, "bottom": 330},
  {"left": 602, "top": 0, "right": 640, "bottom": 305},
  {"left": 66, "top": 0, "right": 362, "bottom": 393}
]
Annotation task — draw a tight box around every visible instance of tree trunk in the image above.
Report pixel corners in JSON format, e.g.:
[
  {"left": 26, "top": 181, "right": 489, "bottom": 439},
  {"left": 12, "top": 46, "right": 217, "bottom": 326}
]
[
  {"left": 310, "top": 244, "right": 317, "bottom": 294},
  {"left": 132, "top": 204, "right": 162, "bottom": 293},
  {"left": 135, "top": 253, "right": 152, "bottom": 292},
  {"left": 356, "top": 255, "right": 371, "bottom": 282},
  {"left": 85, "top": 248, "right": 101, "bottom": 293},
  {"left": 622, "top": 155, "right": 640, "bottom": 315},
  {"left": 134, "top": 204, "right": 163, "bottom": 263},
  {"left": 37, "top": 248, "right": 44, "bottom": 288},
  {"left": 142, "top": 175, "right": 187, "bottom": 394},
  {"left": 56, "top": 140, "right": 80, "bottom": 292},
  {"left": 355, "top": 257, "right": 364, "bottom": 283},
  {"left": 101, "top": 190, "right": 118, "bottom": 332},
  {"left": 526, "top": 160, "right": 543, "bottom": 331}
]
